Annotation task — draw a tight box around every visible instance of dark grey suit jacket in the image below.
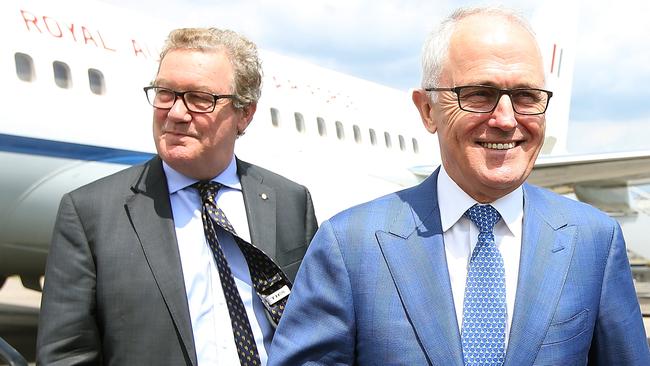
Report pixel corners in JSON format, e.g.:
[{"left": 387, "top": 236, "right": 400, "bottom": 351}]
[{"left": 36, "top": 156, "right": 318, "bottom": 365}]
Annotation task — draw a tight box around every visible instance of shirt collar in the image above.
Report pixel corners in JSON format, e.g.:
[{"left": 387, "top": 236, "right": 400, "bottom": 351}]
[
  {"left": 437, "top": 165, "right": 523, "bottom": 235},
  {"left": 162, "top": 156, "right": 242, "bottom": 194}
]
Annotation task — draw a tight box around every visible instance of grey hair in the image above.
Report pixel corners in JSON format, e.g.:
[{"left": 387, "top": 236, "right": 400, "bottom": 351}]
[
  {"left": 420, "top": 6, "right": 537, "bottom": 101},
  {"left": 158, "top": 27, "right": 262, "bottom": 110}
]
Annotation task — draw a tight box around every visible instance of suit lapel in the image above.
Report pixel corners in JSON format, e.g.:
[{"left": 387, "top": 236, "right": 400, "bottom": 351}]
[
  {"left": 237, "top": 159, "right": 277, "bottom": 261},
  {"left": 505, "top": 184, "right": 577, "bottom": 365},
  {"left": 125, "top": 157, "right": 197, "bottom": 366},
  {"left": 376, "top": 172, "right": 464, "bottom": 366}
]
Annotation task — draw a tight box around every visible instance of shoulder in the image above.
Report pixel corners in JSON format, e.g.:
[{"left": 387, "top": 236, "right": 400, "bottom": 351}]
[
  {"left": 524, "top": 183, "right": 615, "bottom": 227},
  {"left": 67, "top": 157, "right": 156, "bottom": 199},
  {"left": 333, "top": 173, "right": 436, "bottom": 220},
  {"left": 237, "top": 158, "right": 308, "bottom": 193},
  {"left": 327, "top": 184, "right": 423, "bottom": 232}
]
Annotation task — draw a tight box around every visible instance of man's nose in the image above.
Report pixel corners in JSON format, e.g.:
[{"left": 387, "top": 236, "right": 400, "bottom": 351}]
[
  {"left": 167, "top": 96, "right": 191, "bottom": 120},
  {"left": 489, "top": 94, "right": 517, "bottom": 130}
]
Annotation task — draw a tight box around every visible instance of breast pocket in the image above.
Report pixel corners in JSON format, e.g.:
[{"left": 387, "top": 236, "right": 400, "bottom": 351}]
[
  {"left": 542, "top": 309, "right": 589, "bottom": 345},
  {"left": 534, "top": 309, "right": 591, "bottom": 365}
]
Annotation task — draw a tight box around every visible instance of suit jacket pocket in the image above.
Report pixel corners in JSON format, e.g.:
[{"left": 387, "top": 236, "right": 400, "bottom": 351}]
[
  {"left": 533, "top": 310, "right": 591, "bottom": 365},
  {"left": 542, "top": 309, "right": 589, "bottom": 345}
]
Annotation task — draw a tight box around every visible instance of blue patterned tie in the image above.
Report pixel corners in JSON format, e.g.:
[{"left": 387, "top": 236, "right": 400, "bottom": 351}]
[{"left": 461, "top": 204, "right": 506, "bottom": 366}]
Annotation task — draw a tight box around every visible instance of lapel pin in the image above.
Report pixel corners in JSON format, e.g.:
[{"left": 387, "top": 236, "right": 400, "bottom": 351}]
[{"left": 260, "top": 193, "right": 268, "bottom": 200}]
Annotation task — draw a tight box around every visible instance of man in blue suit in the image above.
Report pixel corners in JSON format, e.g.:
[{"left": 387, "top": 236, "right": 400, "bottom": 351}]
[{"left": 268, "top": 6, "right": 650, "bottom": 366}]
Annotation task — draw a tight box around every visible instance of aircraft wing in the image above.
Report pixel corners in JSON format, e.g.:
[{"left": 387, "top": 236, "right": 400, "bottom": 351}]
[
  {"left": 529, "top": 150, "right": 650, "bottom": 192},
  {"left": 409, "top": 149, "right": 650, "bottom": 193}
]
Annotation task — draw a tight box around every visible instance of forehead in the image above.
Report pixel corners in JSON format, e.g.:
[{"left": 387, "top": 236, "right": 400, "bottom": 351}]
[
  {"left": 443, "top": 14, "right": 544, "bottom": 87},
  {"left": 156, "top": 49, "right": 233, "bottom": 92}
]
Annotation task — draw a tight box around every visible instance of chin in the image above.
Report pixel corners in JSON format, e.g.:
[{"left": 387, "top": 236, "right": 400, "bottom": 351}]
[
  {"left": 481, "top": 166, "right": 527, "bottom": 190},
  {"left": 160, "top": 145, "right": 197, "bottom": 163}
]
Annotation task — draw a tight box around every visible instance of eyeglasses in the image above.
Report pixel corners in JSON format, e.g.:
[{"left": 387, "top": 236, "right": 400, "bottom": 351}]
[
  {"left": 143, "top": 86, "right": 239, "bottom": 113},
  {"left": 425, "top": 85, "right": 553, "bottom": 115}
]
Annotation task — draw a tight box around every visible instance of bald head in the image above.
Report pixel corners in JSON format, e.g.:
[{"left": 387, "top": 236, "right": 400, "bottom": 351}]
[
  {"left": 421, "top": 7, "right": 544, "bottom": 91},
  {"left": 441, "top": 12, "right": 544, "bottom": 88}
]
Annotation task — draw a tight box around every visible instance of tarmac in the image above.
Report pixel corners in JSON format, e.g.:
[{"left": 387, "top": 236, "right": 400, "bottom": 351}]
[{"left": 0, "top": 277, "right": 39, "bottom": 365}]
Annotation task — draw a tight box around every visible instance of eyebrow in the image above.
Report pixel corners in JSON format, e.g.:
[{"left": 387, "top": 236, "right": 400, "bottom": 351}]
[
  {"left": 152, "top": 79, "right": 217, "bottom": 93},
  {"left": 461, "top": 81, "right": 543, "bottom": 89}
]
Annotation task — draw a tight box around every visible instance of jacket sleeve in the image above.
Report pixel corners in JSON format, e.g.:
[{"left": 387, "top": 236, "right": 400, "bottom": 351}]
[
  {"left": 268, "top": 220, "right": 355, "bottom": 365},
  {"left": 37, "top": 193, "right": 102, "bottom": 365},
  {"left": 303, "top": 187, "right": 318, "bottom": 245},
  {"left": 588, "top": 222, "right": 650, "bottom": 364}
]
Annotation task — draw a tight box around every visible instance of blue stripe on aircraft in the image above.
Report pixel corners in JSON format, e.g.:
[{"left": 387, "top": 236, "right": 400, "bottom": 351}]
[{"left": 0, "top": 133, "right": 154, "bottom": 165}]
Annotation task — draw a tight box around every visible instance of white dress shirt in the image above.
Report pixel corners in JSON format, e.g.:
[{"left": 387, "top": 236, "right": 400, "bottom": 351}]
[
  {"left": 437, "top": 165, "right": 523, "bottom": 346},
  {"left": 164, "top": 157, "right": 273, "bottom": 366}
]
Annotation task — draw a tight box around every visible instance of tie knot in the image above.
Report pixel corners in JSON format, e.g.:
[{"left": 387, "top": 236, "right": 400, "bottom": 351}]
[
  {"left": 193, "top": 181, "right": 223, "bottom": 202},
  {"left": 464, "top": 204, "right": 501, "bottom": 233}
]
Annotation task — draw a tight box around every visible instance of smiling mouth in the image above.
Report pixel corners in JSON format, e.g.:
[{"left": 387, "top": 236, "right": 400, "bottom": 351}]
[
  {"left": 163, "top": 130, "right": 192, "bottom": 137},
  {"left": 479, "top": 142, "right": 516, "bottom": 150}
]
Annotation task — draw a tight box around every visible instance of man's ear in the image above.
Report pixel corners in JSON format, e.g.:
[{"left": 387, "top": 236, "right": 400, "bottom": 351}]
[
  {"left": 412, "top": 89, "right": 437, "bottom": 134},
  {"left": 237, "top": 102, "right": 257, "bottom": 135}
]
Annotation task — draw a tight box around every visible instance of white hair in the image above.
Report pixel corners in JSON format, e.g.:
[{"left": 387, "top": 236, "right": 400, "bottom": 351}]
[{"left": 420, "top": 6, "right": 538, "bottom": 101}]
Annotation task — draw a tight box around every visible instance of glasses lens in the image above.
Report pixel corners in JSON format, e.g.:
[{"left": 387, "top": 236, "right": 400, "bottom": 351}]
[
  {"left": 185, "top": 91, "right": 215, "bottom": 112},
  {"left": 458, "top": 86, "right": 500, "bottom": 113},
  {"left": 147, "top": 87, "right": 174, "bottom": 108},
  {"left": 457, "top": 86, "right": 549, "bottom": 115},
  {"left": 510, "top": 89, "right": 548, "bottom": 115}
]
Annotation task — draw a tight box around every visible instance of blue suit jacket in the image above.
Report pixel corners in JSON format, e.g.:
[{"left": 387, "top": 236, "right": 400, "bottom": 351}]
[{"left": 269, "top": 170, "right": 649, "bottom": 365}]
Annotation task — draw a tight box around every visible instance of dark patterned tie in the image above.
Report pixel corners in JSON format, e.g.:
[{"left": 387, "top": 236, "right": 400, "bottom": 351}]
[
  {"left": 194, "top": 181, "right": 291, "bottom": 333},
  {"left": 194, "top": 181, "right": 261, "bottom": 366},
  {"left": 461, "top": 204, "right": 506, "bottom": 366}
]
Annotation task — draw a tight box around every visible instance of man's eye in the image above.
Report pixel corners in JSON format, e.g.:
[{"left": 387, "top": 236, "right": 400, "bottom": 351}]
[
  {"left": 513, "top": 90, "right": 542, "bottom": 103},
  {"left": 187, "top": 93, "right": 214, "bottom": 106},
  {"left": 155, "top": 91, "right": 174, "bottom": 102}
]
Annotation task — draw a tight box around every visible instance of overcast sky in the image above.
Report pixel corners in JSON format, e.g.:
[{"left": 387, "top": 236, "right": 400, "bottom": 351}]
[{"left": 102, "top": 0, "right": 650, "bottom": 154}]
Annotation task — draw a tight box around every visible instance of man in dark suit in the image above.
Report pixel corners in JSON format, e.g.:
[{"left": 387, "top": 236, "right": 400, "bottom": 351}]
[
  {"left": 268, "top": 7, "right": 649, "bottom": 366},
  {"left": 37, "top": 28, "right": 317, "bottom": 365}
]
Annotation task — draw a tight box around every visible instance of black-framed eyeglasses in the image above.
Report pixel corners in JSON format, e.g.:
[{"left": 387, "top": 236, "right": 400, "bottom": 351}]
[
  {"left": 143, "top": 86, "right": 239, "bottom": 113},
  {"left": 425, "top": 85, "right": 553, "bottom": 115}
]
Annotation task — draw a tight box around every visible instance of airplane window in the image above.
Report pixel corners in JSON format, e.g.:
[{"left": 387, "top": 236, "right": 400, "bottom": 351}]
[
  {"left": 295, "top": 112, "right": 306, "bottom": 133},
  {"left": 88, "top": 69, "right": 105, "bottom": 95},
  {"left": 270, "top": 108, "right": 280, "bottom": 127},
  {"left": 53, "top": 61, "right": 72, "bottom": 89},
  {"left": 335, "top": 121, "right": 345, "bottom": 140},
  {"left": 353, "top": 125, "right": 362, "bottom": 143},
  {"left": 412, "top": 138, "right": 420, "bottom": 153},
  {"left": 384, "top": 132, "right": 392, "bottom": 149},
  {"left": 398, "top": 135, "right": 406, "bottom": 151},
  {"left": 15, "top": 53, "right": 35, "bottom": 82},
  {"left": 369, "top": 128, "right": 377, "bottom": 146},
  {"left": 317, "top": 117, "right": 327, "bottom": 136}
]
